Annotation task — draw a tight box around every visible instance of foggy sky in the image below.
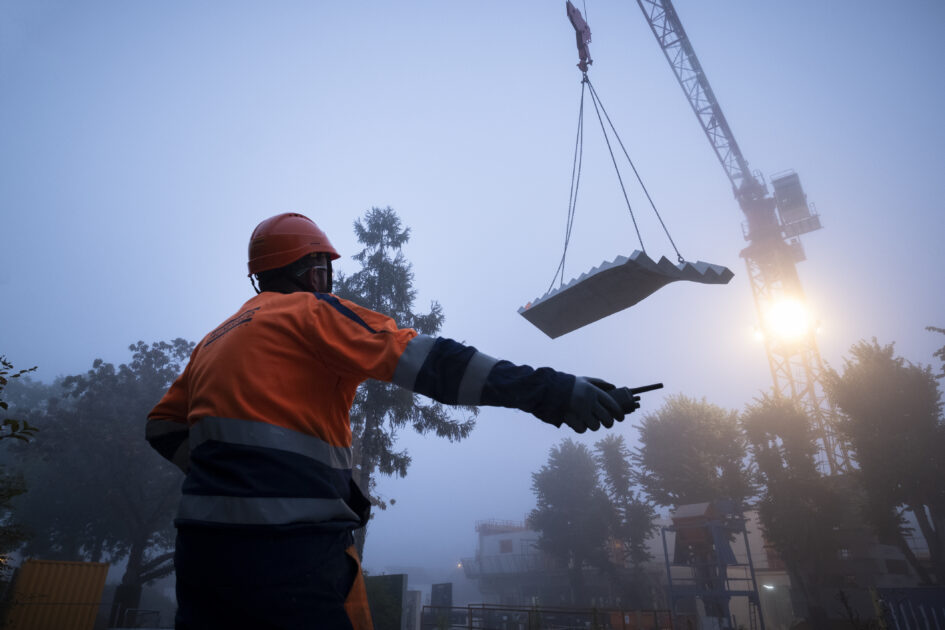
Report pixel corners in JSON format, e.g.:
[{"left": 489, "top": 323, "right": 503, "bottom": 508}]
[{"left": 2, "top": 1, "right": 943, "bottom": 574}]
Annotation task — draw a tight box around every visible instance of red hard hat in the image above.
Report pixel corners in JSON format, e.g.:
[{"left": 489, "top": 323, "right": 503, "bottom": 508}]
[{"left": 247, "top": 213, "right": 340, "bottom": 276}]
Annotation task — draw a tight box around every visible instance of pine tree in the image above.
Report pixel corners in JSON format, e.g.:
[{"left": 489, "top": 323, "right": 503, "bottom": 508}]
[
  {"left": 928, "top": 325, "right": 945, "bottom": 380},
  {"left": 333, "top": 206, "right": 477, "bottom": 558}
]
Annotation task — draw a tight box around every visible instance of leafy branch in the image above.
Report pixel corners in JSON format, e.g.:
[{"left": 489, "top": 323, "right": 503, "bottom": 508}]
[
  {"left": 0, "top": 355, "right": 39, "bottom": 442},
  {"left": 928, "top": 325, "right": 945, "bottom": 379}
]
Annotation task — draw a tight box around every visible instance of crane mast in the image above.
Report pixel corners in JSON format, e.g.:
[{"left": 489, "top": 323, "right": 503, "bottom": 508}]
[{"left": 635, "top": 0, "right": 848, "bottom": 473}]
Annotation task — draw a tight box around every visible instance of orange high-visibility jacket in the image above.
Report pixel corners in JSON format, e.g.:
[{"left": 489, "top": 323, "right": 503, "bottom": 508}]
[{"left": 146, "top": 290, "right": 574, "bottom": 530}]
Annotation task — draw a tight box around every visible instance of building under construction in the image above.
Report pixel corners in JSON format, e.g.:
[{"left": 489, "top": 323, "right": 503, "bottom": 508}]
[{"left": 458, "top": 505, "right": 933, "bottom": 630}]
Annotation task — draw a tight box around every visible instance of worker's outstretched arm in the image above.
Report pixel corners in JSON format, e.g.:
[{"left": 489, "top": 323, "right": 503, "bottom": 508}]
[{"left": 391, "top": 334, "right": 626, "bottom": 433}]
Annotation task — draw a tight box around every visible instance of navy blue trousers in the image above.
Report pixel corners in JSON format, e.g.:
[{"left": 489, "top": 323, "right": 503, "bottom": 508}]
[{"left": 174, "top": 526, "right": 358, "bottom": 630}]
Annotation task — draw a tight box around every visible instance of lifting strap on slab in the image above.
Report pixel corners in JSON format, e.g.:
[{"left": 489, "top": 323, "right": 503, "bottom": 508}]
[
  {"left": 549, "top": 80, "right": 586, "bottom": 293},
  {"left": 584, "top": 74, "right": 685, "bottom": 264},
  {"left": 585, "top": 73, "right": 647, "bottom": 257},
  {"left": 551, "top": 69, "right": 686, "bottom": 292}
]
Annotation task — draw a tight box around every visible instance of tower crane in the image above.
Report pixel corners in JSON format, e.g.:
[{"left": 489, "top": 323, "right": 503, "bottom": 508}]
[{"left": 634, "top": 0, "right": 848, "bottom": 473}]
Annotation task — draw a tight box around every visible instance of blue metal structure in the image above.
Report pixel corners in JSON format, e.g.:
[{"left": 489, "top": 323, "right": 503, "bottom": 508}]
[{"left": 661, "top": 502, "right": 766, "bottom": 630}]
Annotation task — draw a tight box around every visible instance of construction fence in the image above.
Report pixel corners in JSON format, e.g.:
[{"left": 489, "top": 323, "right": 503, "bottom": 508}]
[
  {"left": 876, "top": 587, "right": 945, "bottom": 630},
  {"left": 1, "top": 600, "right": 166, "bottom": 630},
  {"left": 420, "top": 604, "right": 676, "bottom": 630}
]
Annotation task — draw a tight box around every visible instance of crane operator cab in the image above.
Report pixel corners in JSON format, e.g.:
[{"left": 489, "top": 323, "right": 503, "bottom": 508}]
[{"left": 519, "top": 2, "right": 733, "bottom": 339}]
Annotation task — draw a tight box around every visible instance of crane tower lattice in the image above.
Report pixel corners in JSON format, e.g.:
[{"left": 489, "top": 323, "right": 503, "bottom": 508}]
[{"left": 634, "top": 0, "right": 850, "bottom": 473}]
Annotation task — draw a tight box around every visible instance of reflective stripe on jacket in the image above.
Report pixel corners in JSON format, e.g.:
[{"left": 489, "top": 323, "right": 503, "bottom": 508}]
[
  {"left": 147, "top": 290, "right": 574, "bottom": 529},
  {"left": 176, "top": 416, "right": 369, "bottom": 528},
  {"left": 148, "top": 291, "right": 411, "bottom": 528}
]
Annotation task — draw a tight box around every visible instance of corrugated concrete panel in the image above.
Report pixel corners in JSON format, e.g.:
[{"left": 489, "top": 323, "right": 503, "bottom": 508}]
[
  {"left": 519, "top": 250, "right": 733, "bottom": 338},
  {"left": 4, "top": 559, "right": 109, "bottom": 630}
]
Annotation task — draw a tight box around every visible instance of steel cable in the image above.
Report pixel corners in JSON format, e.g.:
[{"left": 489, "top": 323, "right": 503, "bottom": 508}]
[
  {"left": 549, "top": 80, "right": 587, "bottom": 292},
  {"left": 586, "top": 77, "right": 685, "bottom": 263}
]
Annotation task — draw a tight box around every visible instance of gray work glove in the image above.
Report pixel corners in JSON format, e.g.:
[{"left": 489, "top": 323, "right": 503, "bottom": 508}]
[
  {"left": 608, "top": 387, "right": 641, "bottom": 415},
  {"left": 586, "top": 379, "right": 642, "bottom": 415},
  {"left": 561, "top": 377, "right": 625, "bottom": 433}
]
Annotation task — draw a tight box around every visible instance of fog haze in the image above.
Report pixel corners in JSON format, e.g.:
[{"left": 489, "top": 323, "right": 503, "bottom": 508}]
[{"left": 2, "top": 1, "right": 943, "bottom": 575}]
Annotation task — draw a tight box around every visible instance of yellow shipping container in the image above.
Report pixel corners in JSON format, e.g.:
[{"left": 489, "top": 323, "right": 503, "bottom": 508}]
[{"left": 3, "top": 559, "right": 109, "bottom": 630}]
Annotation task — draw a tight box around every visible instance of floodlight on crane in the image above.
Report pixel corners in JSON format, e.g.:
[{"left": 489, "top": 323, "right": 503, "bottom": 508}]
[{"left": 764, "top": 297, "right": 813, "bottom": 343}]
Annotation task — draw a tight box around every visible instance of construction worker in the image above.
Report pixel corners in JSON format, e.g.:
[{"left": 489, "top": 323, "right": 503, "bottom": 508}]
[{"left": 146, "top": 212, "right": 636, "bottom": 630}]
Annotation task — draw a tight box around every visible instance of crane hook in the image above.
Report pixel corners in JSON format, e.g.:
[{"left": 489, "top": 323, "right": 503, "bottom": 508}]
[{"left": 566, "top": 1, "right": 593, "bottom": 72}]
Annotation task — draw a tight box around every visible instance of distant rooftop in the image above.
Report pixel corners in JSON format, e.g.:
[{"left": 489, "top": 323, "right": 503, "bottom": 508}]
[{"left": 475, "top": 519, "right": 528, "bottom": 535}]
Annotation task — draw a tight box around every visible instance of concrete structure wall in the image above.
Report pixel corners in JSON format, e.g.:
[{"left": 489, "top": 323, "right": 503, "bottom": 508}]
[{"left": 479, "top": 530, "right": 539, "bottom": 558}]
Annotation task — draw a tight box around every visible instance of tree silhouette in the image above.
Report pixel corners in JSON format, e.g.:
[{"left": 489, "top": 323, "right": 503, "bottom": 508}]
[
  {"left": 529, "top": 439, "right": 614, "bottom": 606},
  {"left": 0, "top": 355, "right": 38, "bottom": 574},
  {"left": 825, "top": 338, "right": 945, "bottom": 583},
  {"left": 9, "top": 340, "right": 192, "bottom": 623},
  {"left": 595, "top": 435, "right": 655, "bottom": 567},
  {"left": 594, "top": 434, "right": 657, "bottom": 608},
  {"left": 0, "top": 356, "right": 38, "bottom": 443},
  {"left": 633, "top": 394, "right": 755, "bottom": 510},
  {"left": 742, "top": 394, "right": 842, "bottom": 621}
]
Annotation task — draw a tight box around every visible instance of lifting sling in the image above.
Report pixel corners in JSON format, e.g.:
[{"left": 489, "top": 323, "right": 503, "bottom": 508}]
[{"left": 519, "top": 1, "right": 733, "bottom": 338}]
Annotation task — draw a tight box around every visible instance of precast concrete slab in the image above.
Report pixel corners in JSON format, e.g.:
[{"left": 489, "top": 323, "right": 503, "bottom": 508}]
[{"left": 519, "top": 250, "right": 733, "bottom": 338}]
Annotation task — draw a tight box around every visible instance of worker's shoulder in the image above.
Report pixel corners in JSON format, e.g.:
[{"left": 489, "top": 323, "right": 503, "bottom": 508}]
[
  {"left": 243, "top": 291, "right": 406, "bottom": 334},
  {"left": 314, "top": 292, "right": 389, "bottom": 328},
  {"left": 313, "top": 292, "right": 415, "bottom": 336},
  {"left": 245, "top": 290, "right": 328, "bottom": 311},
  {"left": 240, "top": 290, "right": 364, "bottom": 316}
]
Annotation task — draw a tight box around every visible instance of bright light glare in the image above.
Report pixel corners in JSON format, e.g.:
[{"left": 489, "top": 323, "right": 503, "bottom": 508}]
[
  {"left": 763, "top": 584, "right": 775, "bottom": 590},
  {"left": 765, "top": 298, "right": 811, "bottom": 341}
]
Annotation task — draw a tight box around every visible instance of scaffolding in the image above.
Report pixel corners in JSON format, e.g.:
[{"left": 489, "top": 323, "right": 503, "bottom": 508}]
[{"left": 661, "top": 502, "right": 765, "bottom": 630}]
